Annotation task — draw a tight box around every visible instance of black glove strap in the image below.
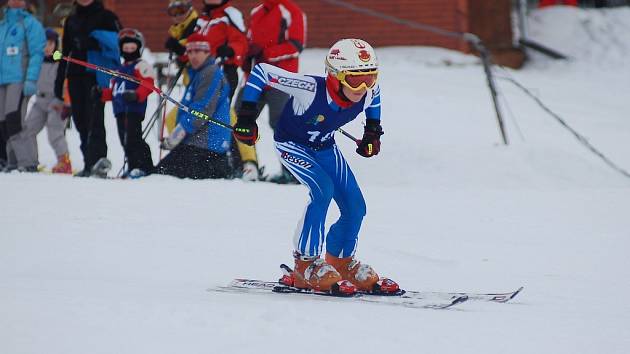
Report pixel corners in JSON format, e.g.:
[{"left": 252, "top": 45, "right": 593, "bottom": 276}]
[
  {"left": 238, "top": 101, "right": 259, "bottom": 123},
  {"left": 365, "top": 119, "right": 383, "bottom": 135}
]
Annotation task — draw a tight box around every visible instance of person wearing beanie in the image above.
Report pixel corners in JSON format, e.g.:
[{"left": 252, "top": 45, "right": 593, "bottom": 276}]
[
  {"left": 195, "top": 0, "right": 259, "bottom": 181},
  {"left": 155, "top": 33, "right": 232, "bottom": 179},
  {"left": 15, "top": 28, "right": 73, "bottom": 174}
]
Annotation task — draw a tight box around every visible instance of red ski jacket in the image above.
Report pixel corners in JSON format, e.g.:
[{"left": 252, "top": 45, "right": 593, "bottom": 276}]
[
  {"left": 247, "top": 0, "right": 306, "bottom": 73},
  {"left": 194, "top": 3, "right": 249, "bottom": 67}
]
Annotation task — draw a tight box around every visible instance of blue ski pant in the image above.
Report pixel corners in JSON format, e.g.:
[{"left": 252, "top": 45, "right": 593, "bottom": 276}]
[{"left": 275, "top": 141, "right": 366, "bottom": 258}]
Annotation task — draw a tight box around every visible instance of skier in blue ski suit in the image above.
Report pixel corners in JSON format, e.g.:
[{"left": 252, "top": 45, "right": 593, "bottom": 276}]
[{"left": 233, "top": 39, "right": 388, "bottom": 293}]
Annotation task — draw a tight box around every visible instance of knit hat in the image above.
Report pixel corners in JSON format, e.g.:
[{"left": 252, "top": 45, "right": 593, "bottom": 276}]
[{"left": 185, "top": 32, "right": 211, "bottom": 52}]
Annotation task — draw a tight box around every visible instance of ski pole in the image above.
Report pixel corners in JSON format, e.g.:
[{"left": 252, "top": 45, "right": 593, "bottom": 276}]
[
  {"left": 142, "top": 65, "right": 184, "bottom": 140},
  {"left": 337, "top": 128, "right": 359, "bottom": 143},
  {"left": 142, "top": 68, "right": 181, "bottom": 137},
  {"left": 52, "top": 51, "right": 359, "bottom": 142},
  {"left": 52, "top": 51, "right": 233, "bottom": 131}
]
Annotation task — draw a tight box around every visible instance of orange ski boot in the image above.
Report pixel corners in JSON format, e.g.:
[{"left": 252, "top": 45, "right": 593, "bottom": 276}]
[
  {"left": 51, "top": 153, "right": 72, "bottom": 174},
  {"left": 292, "top": 254, "right": 343, "bottom": 292},
  {"left": 325, "top": 253, "right": 383, "bottom": 292}
]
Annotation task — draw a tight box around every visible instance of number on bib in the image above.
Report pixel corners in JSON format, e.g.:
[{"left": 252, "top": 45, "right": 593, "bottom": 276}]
[
  {"left": 307, "top": 130, "right": 335, "bottom": 143},
  {"left": 306, "top": 131, "right": 320, "bottom": 142},
  {"left": 113, "top": 81, "right": 126, "bottom": 96}
]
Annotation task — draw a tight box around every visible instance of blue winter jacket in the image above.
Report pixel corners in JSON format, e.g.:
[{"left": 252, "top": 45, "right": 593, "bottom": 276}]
[
  {"left": 178, "top": 58, "right": 231, "bottom": 154},
  {"left": 87, "top": 30, "right": 120, "bottom": 88},
  {"left": 0, "top": 7, "right": 45, "bottom": 85}
]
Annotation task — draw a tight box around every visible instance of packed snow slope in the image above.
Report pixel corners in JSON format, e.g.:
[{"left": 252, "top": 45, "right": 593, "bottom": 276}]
[{"left": 2, "top": 7, "right": 629, "bottom": 354}]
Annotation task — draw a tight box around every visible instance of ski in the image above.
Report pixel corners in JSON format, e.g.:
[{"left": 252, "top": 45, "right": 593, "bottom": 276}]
[
  {"left": 209, "top": 279, "right": 469, "bottom": 310},
  {"left": 274, "top": 263, "right": 522, "bottom": 303},
  {"left": 410, "top": 286, "right": 524, "bottom": 303}
]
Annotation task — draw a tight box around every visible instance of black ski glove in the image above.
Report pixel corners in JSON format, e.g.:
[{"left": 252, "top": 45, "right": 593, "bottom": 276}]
[
  {"left": 121, "top": 90, "right": 138, "bottom": 103},
  {"left": 233, "top": 101, "right": 259, "bottom": 146},
  {"left": 216, "top": 44, "right": 235, "bottom": 60},
  {"left": 165, "top": 37, "right": 186, "bottom": 56},
  {"left": 356, "top": 119, "right": 383, "bottom": 158}
]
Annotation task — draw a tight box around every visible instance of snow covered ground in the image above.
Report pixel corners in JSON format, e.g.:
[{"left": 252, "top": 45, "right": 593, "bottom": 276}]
[{"left": 2, "top": 7, "right": 630, "bottom": 354}]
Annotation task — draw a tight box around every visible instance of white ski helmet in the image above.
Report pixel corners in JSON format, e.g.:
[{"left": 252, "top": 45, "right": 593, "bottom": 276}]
[{"left": 326, "top": 39, "right": 379, "bottom": 91}]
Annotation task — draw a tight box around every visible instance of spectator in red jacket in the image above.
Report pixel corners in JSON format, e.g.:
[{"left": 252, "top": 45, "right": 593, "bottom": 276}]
[
  {"left": 245, "top": 0, "right": 305, "bottom": 73},
  {"left": 239, "top": 0, "right": 306, "bottom": 184},
  {"left": 196, "top": 0, "right": 248, "bottom": 100},
  {"left": 196, "top": 0, "right": 261, "bottom": 181}
]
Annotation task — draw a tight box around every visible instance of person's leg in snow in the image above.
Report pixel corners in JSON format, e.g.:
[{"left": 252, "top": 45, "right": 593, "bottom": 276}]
[{"left": 276, "top": 141, "right": 378, "bottom": 291}]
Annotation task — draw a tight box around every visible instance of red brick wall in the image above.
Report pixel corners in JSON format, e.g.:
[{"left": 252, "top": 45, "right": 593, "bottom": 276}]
[
  {"left": 43, "top": 0, "right": 519, "bottom": 63},
  {"left": 104, "top": 0, "right": 173, "bottom": 52},
  {"left": 231, "top": 0, "right": 468, "bottom": 50},
  {"left": 105, "top": 0, "right": 470, "bottom": 52}
]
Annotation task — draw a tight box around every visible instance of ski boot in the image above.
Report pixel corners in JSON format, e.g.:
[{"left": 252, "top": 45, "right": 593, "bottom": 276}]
[
  {"left": 2, "top": 164, "right": 17, "bottom": 173},
  {"left": 241, "top": 161, "right": 259, "bottom": 182},
  {"left": 74, "top": 168, "right": 91, "bottom": 177},
  {"left": 51, "top": 153, "right": 72, "bottom": 174},
  {"left": 17, "top": 165, "right": 38, "bottom": 173},
  {"left": 90, "top": 157, "right": 112, "bottom": 178},
  {"left": 288, "top": 253, "right": 352, "bottom": 293},
  {"left": 325, "top": 253, "right": 399, "bottom": 294},
  {"left": 127, "top": 168, "right": 148, "bottom": 179}
]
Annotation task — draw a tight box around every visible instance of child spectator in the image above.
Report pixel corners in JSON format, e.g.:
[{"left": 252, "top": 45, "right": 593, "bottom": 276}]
[
  {"left": 165, "top": 0, "right": 198, "bottom": 62},
  {"left": 156, "top": 33, "right": 231, "bottom": 179},
  {"left": 162, "top": 0, "right": 198, "bottom": 135},
  {"left": 17, "top": 28, "right": 72, "bottom": 173},
  {"left": 100, "top": 28, "right": 155, "bottom": 178}
]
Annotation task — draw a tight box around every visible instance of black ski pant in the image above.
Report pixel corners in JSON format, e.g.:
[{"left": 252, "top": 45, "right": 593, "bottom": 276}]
[
  {"left": 115, "top": 112, "right": 154, "bottom": 173},
  {"left": 155, "top": 143, "right": 230, "bottom": 179},
  {"left": 224, "top": 64, "right": 244, "bottom": 175},
  {"left": 68, "top": 74, "right": 107, "bottom": 170},
  {"left": 0, "top": 126, "right": 6, "bottom": 162},
  {"left": 223, "top": 64, "right": 239, "bottom": 102}
]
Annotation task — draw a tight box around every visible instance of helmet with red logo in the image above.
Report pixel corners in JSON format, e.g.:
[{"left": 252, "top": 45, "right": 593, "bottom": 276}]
[{"left": 326, "top": 38, "right": 378, "bottom": 92}]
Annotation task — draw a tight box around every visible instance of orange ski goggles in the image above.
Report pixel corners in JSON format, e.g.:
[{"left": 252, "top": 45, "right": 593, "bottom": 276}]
[{"left": 336, "top": 69, "right": 378, "bottom": 91}]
